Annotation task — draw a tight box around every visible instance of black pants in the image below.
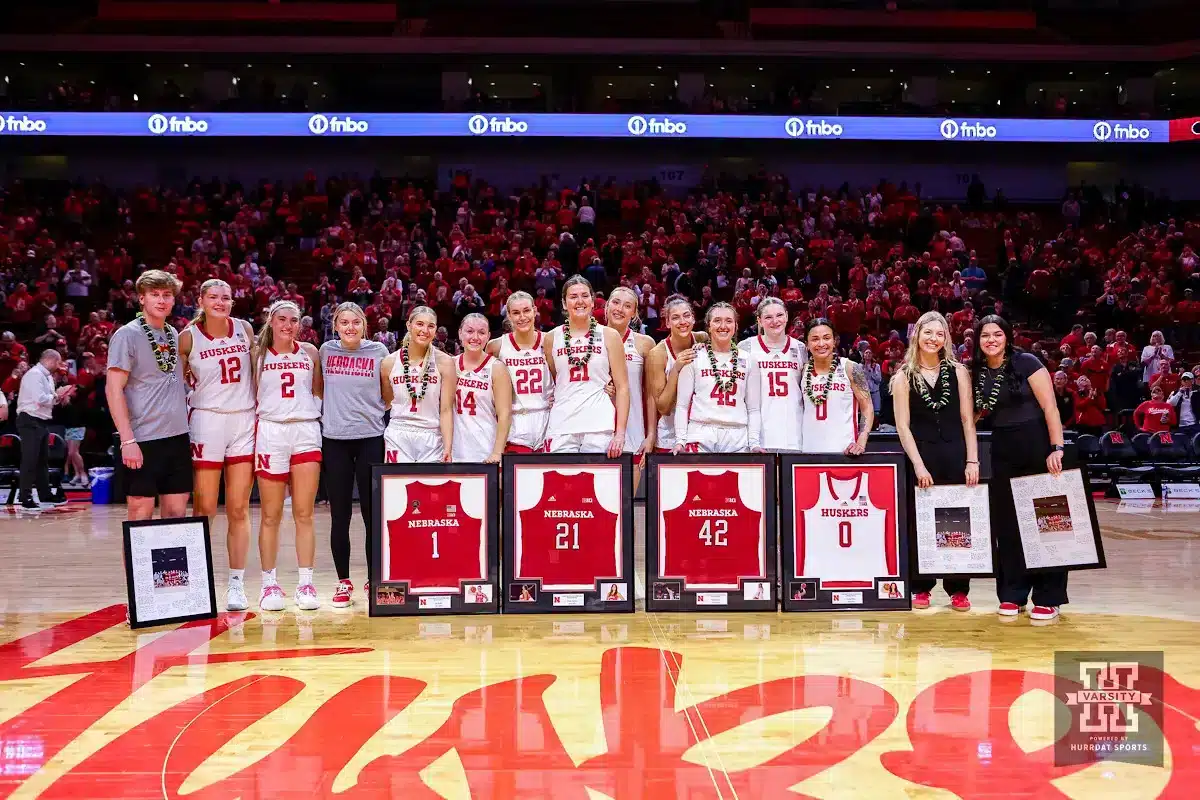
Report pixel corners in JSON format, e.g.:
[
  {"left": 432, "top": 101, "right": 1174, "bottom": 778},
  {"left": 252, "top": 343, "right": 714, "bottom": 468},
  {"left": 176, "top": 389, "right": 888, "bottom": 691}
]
[
  {"left": 990, "top": 421, "right": 1069, "bottom": 607},
  {"left": 16, "top": 413, "right": 53, "bottom": 504},
  {"left": 323, "top": 436, "right": 383, "bottom": 581},
  {"left": 910, "top": 437, "right": 971, "bottom": 598}
]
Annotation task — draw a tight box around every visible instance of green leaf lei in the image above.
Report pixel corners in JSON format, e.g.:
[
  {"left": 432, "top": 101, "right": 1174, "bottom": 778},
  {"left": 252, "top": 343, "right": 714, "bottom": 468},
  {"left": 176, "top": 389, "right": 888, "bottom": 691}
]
[
  {"left": 913, "top": 360, "right": 954, "bottom": 411},
  {"left": 974, "top": 358, "right": 1007, "bottom": 416},
  {"left": 400, "top": 345, "right": 433, "bottom": 403},
  {"left": 803, "top": 358, "right": 834, "bottom": 408},
  {"left": 137, "top": 312, "right": 177, "bottom": 375},
  {"left": 562, "top": 318, "right": 598, "bottom": 370},
  {"left": 705, "top": 342, "right": 739, "bottom": 395}
]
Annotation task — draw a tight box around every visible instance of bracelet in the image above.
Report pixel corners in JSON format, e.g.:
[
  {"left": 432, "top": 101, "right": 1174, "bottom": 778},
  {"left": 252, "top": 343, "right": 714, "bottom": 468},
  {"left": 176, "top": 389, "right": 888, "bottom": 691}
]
[
  {"left": 120, "top": 439, "right": 137, "bottom": 448},
  {"left": 966, "top": 460, "right": 979, "bottom": 464}
]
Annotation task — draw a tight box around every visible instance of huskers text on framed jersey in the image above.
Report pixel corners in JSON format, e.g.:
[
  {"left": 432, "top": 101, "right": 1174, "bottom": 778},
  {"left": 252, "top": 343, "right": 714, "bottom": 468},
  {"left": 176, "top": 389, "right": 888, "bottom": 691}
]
[
  {"left": 502, "top": 454, "right": 635, "bottom": 614},
  {"left": 645, "top": 453, "right": 778, "bottom": 611},
  {"left": 779, "top": 453, "right": 910, "bottom": 612},
  {"left": 370, "top": 463, "right": 500, "bottom": 616}
]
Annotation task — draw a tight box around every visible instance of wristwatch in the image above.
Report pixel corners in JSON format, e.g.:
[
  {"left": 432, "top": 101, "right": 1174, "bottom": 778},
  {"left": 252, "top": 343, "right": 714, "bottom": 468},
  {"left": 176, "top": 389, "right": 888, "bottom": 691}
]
[{"left": 1051, "top": 444, "right": 1065, "bottom": 453}]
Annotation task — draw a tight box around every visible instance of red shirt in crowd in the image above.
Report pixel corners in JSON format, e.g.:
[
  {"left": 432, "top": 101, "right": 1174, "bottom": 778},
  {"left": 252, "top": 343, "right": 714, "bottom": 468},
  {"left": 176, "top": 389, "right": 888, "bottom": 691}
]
[{"left": 1134, "top": 400, "right": 1176, "bottom": 433}]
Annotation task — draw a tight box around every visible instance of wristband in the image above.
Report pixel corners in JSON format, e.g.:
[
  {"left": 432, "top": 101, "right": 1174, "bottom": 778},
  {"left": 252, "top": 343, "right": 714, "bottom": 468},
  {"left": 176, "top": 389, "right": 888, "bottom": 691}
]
[
  {"left": 966, "top": 460, "right": 979, "bottom": 464},
  {"left": 121, "top": 439, "right": 137, "bottom": 448}
]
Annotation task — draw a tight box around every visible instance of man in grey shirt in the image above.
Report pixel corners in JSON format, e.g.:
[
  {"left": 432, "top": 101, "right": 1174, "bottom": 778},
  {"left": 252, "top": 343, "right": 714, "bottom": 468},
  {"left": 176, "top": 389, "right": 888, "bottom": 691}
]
[{"left": 106, "top": 270, "right": 192, "bottom": 521}]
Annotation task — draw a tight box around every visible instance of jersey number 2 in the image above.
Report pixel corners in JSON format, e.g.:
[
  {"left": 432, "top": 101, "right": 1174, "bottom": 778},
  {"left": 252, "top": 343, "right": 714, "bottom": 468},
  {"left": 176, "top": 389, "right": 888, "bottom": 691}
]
[
  {"left": 280, "top": 372, "right": 295, "bottom": 398},
  {"left": 555, "top": 522, "right": 579, "bottom": 550},
  {"left": 219, "top": 357, "right": 241, "bottom": 385},
  {"left": 838, "top": 521, "right": 852, "bottom": 548}
]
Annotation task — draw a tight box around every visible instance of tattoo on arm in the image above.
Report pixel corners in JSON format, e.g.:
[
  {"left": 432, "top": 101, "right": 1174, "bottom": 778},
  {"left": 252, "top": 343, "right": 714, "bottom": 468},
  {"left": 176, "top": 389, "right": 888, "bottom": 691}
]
[{"left": 849, "top": 362, "right": 869, "bottom": 395}]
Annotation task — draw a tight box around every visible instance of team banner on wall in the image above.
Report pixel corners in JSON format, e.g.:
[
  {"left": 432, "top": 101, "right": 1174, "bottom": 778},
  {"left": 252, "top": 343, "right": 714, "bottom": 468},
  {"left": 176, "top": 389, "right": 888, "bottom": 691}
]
[
  {"left": 0, "top": 112, "right": 1182, "bottom": 143},
  {"left": 370, "top": 463, "right": 501, "bottom": 616},
  {"left": 780, "top": 453, "right": 910, "bottom": 612},
  {"left": 644, "top": 454, "right": 778, "bottom": 612},
  {"left": 502, "top": 454, "right": 635, "bottom": 614}
]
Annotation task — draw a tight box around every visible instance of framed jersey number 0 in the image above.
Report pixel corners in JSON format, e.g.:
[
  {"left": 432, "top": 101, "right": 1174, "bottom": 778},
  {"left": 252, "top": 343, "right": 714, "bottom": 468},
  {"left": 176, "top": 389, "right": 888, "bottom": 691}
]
[
  {"left": 502, "top": 454, "right": 635, "bottom": 614},
  {"left": 645, "top": 453, "right": 778, "bottom": 611},
  {"left": 370, "top": 463, "right": 501, "bottom": 616},
  {"left": 779, "top": 453, "right": 910, "bottom": 612}
]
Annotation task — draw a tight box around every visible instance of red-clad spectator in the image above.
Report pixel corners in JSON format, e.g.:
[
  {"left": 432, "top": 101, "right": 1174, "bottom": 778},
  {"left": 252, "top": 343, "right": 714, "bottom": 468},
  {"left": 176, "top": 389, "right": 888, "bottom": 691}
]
[
  {"left": 1073, "top": 376, "right": 1107, "bottom": 435},
  {"left": 6, "top": 284, "right": 33, "bottom": 324},
  {"left": 534, "top": 287, "right": 556, "bottom": 328},
  {"left": 1079, "top": 345, "right": 1111, "bottom": 402},
  {"left": 0, "top": 332, "right": 29, "bottom": 384},
  {"left": 1106, "top": 330, "right": 1137, "bottom": 364},
  {"left": 1134, "top": 385, "right": 1176, "bottom": 433},
  {"left": 1151, "top": 361, "right": 1181, "bottom": 398}
]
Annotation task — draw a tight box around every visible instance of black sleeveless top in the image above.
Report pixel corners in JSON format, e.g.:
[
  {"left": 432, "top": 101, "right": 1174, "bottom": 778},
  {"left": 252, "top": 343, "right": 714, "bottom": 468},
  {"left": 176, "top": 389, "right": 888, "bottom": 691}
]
[{"left": 908, "top": 366, "right": 968, "bottom": 484}]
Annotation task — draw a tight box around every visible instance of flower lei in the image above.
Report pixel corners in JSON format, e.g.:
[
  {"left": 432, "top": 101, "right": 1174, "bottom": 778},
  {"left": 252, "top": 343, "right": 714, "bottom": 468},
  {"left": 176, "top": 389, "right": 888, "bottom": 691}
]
[
  {"left": 562, "top": 318, "right": 598, "bottom": 370},
  {"left": 137, "top": 312, "right": 177, "bottom": 375},
  {"left": 974, "top": 358, "right": 1007, "bottom": 416},
  {"left": 804, "top": 358, "right": 834, "bottom": 408},
  {"left": 705, "top": 342, "right": 739, "bottom": 395},
  {"left": 400, "top": 344, "right": 433, "bottom": 403},
  {"left": 913, "top": 359, "right": 954, "bottom": 411}
]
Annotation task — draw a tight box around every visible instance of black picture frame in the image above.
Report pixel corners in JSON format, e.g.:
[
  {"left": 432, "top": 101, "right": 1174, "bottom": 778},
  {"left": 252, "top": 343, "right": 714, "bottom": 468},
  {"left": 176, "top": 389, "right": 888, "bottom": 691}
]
[
  {"left": 122, "top": 516, "right": 217, "bottom": 630},
  {"left": 502, "top": 453, "right": 635, "bottom": 614},
  {"left": 370, "top": 462, "right": 501, "bottom": 617},
  {"left": 1014, "top": 463, "right": 1107, "bottom": 575},
  {"left": 779, "top": 452, "right": 911, "bottom": 612},
  {"left": 644, "top": 452, "right": 778, "bottom": 612}
]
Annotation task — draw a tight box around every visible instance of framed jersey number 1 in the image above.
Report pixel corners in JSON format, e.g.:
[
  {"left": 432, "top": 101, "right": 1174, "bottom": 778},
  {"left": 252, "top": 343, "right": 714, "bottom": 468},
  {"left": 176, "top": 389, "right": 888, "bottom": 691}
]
[
  {"left": 502, "top": 454, "right": 635, "bottom": 614},
  {"left": 780, "top": 453, "right": 910, "bottom": 612},
  {"left": 370, "top": 463, "right": 500, "bottom": 617},
  {"left": 645, "top": 453, "right": 777, "bottom": 611}
]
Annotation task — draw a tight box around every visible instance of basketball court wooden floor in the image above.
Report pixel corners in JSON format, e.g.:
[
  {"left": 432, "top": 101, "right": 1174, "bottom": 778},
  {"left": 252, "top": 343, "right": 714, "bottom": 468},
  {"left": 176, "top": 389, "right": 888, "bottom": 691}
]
[{"left": 1, "top": 499, "right": 1198, "bottom": 799}]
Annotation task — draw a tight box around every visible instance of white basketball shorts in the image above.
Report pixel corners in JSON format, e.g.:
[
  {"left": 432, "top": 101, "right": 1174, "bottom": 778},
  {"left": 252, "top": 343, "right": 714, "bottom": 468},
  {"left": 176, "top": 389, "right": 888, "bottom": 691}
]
[
  {"left": 189, "top": 408, "right": 256, "bottom": 469},
  {"left": 385, "top": 423, "right": 445, "bottom": 464},
  {"left": 505, "top": 409, "right": 550, "bottom": 452},
  {"left": 547, "top": 431, "right": 614, "bottom": 454},
  {"left": 254, "top": 419, "right": 322, "bottom": 480},
  {"left": 682, "top": 424, "right": 749, "bottom": 454}
]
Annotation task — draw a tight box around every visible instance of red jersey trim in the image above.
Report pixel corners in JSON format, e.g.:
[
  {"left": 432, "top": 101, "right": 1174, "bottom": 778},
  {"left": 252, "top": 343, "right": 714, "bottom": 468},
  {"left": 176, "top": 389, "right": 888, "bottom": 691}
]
[
  {"left": 507, "top": 331, "right": 542, "bottom": 351},
  {"left": 195, "top": 317, "right": 235, "bottom": 342},
  {"left": 666, "top": 333, "right": 695, "bottom": 359},
  {"left": 459, "top": 353, "right": 493, "bottom": 373}
]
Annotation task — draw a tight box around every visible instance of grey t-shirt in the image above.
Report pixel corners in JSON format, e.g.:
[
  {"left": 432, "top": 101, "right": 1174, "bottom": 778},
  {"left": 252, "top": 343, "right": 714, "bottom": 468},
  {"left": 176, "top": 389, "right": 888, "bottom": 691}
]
[
  {"left": 320, "top": 339, "right": 389, "bottom": 439},
  {"left": 109, "top": 318, "right": 189, "bottom": 442}
]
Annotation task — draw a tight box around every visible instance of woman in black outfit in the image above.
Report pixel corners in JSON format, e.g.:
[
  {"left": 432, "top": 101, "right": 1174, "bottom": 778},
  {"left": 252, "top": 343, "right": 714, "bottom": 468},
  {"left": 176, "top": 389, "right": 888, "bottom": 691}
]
[
  {"left": 971, "top": 315, "right": 1069, "bottom": 622},
  {"left": 891, "top": 312, "right": 979, "bottom": 612}
]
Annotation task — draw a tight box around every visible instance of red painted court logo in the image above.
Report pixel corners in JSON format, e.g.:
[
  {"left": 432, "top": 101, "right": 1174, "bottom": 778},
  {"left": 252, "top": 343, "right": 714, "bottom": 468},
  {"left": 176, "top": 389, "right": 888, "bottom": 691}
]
[
  {"left": 190, "top": 443, "right": 204, "bottom": 460},
  {"left": 256, "top": 454, "right": 271, "bottom": 470}
]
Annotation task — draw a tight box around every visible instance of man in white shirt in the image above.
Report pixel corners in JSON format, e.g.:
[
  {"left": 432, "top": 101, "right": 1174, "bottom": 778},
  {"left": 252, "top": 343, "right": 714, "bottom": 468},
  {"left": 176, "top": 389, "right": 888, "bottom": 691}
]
[{"left": 15, "top": 349, "right": 75, "bottom": 512}]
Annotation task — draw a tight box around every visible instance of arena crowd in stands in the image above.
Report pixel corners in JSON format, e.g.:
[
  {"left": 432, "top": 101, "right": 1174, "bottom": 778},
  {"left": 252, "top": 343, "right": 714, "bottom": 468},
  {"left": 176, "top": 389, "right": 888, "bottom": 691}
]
[{"left": 3, "top": 170, "right": 1200, "bottom": 470}]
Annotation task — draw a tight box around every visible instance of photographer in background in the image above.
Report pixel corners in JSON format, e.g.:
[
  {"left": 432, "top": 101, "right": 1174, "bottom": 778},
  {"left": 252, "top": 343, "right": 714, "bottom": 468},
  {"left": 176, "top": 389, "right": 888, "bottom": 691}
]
[{"left": 1168, "top": 372, "right": 1199, "bottom": 439}]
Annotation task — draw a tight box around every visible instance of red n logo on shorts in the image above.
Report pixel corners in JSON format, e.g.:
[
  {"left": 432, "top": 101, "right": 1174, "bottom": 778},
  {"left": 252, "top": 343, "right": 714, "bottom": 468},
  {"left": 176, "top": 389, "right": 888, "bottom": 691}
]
[
  {"left": 256, "top": 454, "right": 271, "bottom": 470},
  {"left": 385, "top": 450, "right": 398, "bottom": 464},
  {"left": 190, "top": 443, "right": 204, "bottom": 459}
]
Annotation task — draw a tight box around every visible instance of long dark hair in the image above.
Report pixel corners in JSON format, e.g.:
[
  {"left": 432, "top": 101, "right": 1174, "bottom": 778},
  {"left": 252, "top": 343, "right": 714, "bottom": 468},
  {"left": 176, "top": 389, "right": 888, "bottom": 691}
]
[
  {"left": 970, "top": 314, "right": 1024, "bottom": 393},
  {"left": 804, "top": 316, "right": 837, "bottom": 344}
]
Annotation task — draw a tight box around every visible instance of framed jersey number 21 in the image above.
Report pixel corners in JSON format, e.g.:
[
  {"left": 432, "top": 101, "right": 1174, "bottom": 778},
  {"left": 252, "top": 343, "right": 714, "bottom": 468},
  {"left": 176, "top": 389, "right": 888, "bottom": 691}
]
[
  {"left": 779, "top": 452, "right": 910, "bottom": 613},
  {"left": 370, "top": 463, "right": 501, "bottom": 617}
]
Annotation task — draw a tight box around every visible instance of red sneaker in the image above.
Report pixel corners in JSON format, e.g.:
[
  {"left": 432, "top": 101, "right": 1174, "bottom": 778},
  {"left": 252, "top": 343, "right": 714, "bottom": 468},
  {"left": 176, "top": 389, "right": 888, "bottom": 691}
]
[
  {"left": 331, "top": 579, "right": 354, "bottom": 608},
  {"left": 997, "top": 602, "right": 1024, "bottom": 616},
  {"left": 950, "top": 593, "right": 971, "bottom": 612},
  {"left": 1030, "top": 605, "right": 1059, "bottom": 621},
  {"left": 912, "top": 592, "right": 931, "bottom": 609}
]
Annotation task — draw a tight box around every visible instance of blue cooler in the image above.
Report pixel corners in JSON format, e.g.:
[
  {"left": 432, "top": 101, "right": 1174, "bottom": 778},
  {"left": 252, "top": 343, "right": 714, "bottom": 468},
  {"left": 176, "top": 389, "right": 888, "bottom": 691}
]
[{"left": 89, "top": 467, "right": 115, "bottom": 504}]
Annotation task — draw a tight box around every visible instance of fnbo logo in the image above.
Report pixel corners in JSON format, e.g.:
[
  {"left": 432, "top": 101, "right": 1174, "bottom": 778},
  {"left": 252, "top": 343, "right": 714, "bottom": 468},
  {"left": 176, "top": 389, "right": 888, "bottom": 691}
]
[{"left": 0, "top": 115, "right": 48, "bottom": 133}]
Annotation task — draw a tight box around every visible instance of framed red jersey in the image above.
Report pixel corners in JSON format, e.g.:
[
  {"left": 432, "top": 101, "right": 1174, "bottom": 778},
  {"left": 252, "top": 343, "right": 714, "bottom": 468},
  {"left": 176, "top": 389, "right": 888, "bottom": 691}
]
[
  {"left": 645, "top": 453, "right": 778, "bottom": 612},
  {"left": 503, "top": 454, "right": 635, "bottom": 614},
  {"left": 780, "top": 453, "right": 910, "bottom": 612},
  {"left": 370, "top": 463, "right": 500, "bottom": 617}
]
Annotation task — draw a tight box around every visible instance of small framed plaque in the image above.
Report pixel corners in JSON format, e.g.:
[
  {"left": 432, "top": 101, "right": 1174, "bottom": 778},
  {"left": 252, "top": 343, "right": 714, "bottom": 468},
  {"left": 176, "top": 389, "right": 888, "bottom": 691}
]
[{"left": 122, "top": 516, "right": 217, "bottom": 630}]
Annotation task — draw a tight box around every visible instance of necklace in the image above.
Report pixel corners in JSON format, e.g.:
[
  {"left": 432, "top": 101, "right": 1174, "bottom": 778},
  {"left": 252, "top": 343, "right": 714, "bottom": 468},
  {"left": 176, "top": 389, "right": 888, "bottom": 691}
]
[
  {"left": 562, "top": 318, "right": 598, "bottom": 370},
  {"left": 400, "top": 345, "right": 433, "bottom": 403},
  {"left": 804, "top": 358, "right": 835, "bottom": 408},
  {"left": 705, "top": 341, "right": 739, "bottom": 395},
  {"left": 975, "top": 359, "right": 1007, "bottom": 416},
  {"left": 913, "top": 359, "right": 953, "bottom": 411},
  {"left": 138, "top": 313, "right": 178, "bottom": 379}
]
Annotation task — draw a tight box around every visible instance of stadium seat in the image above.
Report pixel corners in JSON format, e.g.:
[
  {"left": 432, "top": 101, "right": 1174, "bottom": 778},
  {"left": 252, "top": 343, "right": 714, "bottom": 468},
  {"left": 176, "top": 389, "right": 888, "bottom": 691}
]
[
  {"left": 1074, "top": 434, "right": 1107, "bottom": 481},
  {"left": 1131, "top": 432, "right": 1153, "bottom": 460},
  {"left": 1191, "top": 432, "right": 1200, "bottom": 462},
  {"left": 46, "top": 434, "right": 67, "bottom": 495},
  {"left": 0, "top": 434, "right": 20, "bottom": 505},
  {"left": 1100, "top": 431, "right": 1137, "bottom": 462},
  {"left": 1103, "top": 431, "right": 1155, "bottom": 495},
  {"left": 1116, "top": 408, "right": 1137, "bottom": 439},
  {"left": 1148, "top": 432, "right": 1189, "bottom": 463}
]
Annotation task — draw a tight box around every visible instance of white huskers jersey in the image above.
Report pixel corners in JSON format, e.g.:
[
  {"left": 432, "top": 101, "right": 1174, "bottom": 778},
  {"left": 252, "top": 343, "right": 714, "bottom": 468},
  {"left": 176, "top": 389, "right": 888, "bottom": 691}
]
[
  {"left": 740, "top": 334, "right": 805, "bottom": 451},
  {"left": 187, "top": 317, "right": 255, "bottom": 412},
  {"left": 547, "top": 325, "right": 615, "bottom": 436},
  {"left": 800, "top": 357, "right": 859, "bottom": 454},
  {"left": 622, "top": 329, "right": 645, "bottom": 452},
  {"left": 655, "top": 335, "right": 694, "bottom": 451},
  {"left": 799, "top": 471, "right": 890, "bottom": 588},
  {"left": 453, "top": 354, "right": 498, "bottom": 462},
  {"left": 257, "top": 343, "right": 321, "bottom": 422},
  {"left": 675, "top": 348, "right": 750, "bottom": 438},
  {"left": 390, "top": 348, "right": 442, "bottom": 430},
  {"left": 499, "top": 332, "right": 552, "bottom": 414}
]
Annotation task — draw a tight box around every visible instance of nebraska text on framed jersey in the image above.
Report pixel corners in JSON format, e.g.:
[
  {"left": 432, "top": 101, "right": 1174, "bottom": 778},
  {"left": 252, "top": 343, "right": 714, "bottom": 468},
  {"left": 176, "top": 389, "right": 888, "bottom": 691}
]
[
  {"left": 370, "top": 463, "right": 501, "bottom": 617},
  {"left": 645, "top": 453, "right": 778, "bottom": 612},
  {"left": 502, "top": 454, "right": 635, "bottom": 614},
  {"left": 780, "top": 453, "right": 911, "bottom": 612}
]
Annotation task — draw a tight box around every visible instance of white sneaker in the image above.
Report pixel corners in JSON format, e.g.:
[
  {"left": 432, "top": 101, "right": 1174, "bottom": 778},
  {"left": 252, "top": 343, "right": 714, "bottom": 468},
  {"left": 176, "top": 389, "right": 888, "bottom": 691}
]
[
  {"left": 259, "top": 583, "right": 286, "bottom": 612},
  {"left": 226, "top": 582, "right": 249, "bottom": 611},
  {"left": 295, "top": 583, "right": 320, "bottom": 611}
]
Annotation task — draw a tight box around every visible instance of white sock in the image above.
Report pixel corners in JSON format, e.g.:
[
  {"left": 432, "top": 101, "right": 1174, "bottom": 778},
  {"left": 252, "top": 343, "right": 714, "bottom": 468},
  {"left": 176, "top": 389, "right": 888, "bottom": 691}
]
[
  {"left": 298, "top": 567, "right": 314, "bottom": 587},
  {"left": 229, "top": 569, "right": 245, "bottom": 584},
  {"left": 262, "top": 568, "right": 278, "bottom": 587}
]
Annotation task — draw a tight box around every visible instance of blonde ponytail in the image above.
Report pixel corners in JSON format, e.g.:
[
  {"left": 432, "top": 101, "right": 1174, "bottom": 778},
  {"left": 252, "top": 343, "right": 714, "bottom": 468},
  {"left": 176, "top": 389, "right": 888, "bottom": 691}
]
[
  {"left": 401, "top": 305, "right": 438, "bottom": 349},
  {"left": 194, "top": 278, "right": 232, "bottom": 330}
]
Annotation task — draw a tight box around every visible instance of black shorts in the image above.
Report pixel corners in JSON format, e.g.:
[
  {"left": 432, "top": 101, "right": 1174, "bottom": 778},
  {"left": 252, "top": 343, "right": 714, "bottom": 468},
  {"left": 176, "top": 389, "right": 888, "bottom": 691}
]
[{"left": 125, "top": 433, "right": 193, "bottom": 498}]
